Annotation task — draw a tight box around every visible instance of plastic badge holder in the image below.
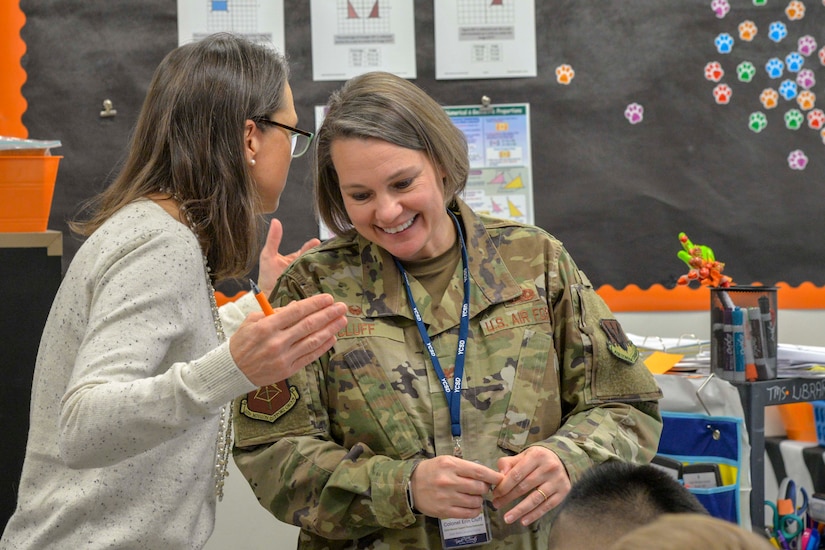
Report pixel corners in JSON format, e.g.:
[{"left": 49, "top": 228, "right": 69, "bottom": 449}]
[{"left": 710, "top": 286, "right": 778, "bottom": 382}]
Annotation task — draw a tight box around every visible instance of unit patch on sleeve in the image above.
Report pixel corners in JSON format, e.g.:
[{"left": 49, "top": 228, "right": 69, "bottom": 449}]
[
  {"left": 599, "top": 318, "right": 639, "bottom": 364},
  {"left": 239, "top": 380, "right": 300, "bottom": 422}
]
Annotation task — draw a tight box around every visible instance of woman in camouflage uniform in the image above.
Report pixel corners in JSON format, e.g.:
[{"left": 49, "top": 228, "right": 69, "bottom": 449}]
[{"left": 233, "top": 71, "right": 663, "bottom": 549}]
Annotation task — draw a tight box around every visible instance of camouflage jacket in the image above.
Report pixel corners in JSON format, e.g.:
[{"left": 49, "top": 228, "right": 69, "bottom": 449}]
[{"left": 233, "top": 199, "right": 662, "bottom": 549}]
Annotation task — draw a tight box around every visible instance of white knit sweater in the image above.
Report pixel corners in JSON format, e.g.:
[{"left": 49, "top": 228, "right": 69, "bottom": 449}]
[{"left": 1, "top": 200, "right": 258, "bottom": 549}]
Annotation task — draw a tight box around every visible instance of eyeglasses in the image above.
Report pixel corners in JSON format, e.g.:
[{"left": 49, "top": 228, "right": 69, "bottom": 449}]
[{"left": 252, "top": 117, "right": 314, "bottom": 158}]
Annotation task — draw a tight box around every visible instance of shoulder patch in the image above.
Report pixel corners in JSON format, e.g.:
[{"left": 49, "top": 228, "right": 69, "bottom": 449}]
[
  {"left": 239, "top": 380, "right": 300, "bottom": 422},
  {"left": 599, "top": 318, "right": 639, "bottom": 364}
]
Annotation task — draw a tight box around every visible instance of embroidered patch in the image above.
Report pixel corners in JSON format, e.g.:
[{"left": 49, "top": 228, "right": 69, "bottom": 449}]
[
  {"left": 600, "top": 319, "right": 639, "bottom": 364},
  {"left": 239, "top": 380, "right": 299, "bottom": 422},
  {"left": 508, "top": 287, "right": 537, "bottom": 305}
]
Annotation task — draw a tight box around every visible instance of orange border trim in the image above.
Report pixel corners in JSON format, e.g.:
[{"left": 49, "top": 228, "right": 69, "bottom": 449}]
[
  {"left": 220, "top": 283, "right": 825, "bottom": 311},
  {"left": 0, "top": 0, "right": 27, "bottom": 138},
  {"left": 597, "top": 282, "right": 825, "bottom": 312}
]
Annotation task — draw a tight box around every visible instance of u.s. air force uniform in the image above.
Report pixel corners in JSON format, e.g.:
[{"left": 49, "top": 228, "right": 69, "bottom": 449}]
[{"left": 233, "top": 199, "right": 662, "bottom": 549}]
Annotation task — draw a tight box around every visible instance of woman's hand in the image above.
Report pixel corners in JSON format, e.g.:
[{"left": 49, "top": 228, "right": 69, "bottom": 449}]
[
  {"left": 492, "top": 446, "right": 571, "bottom": 526},
  {"left": 257, "top": 218, "right": 321, "bottom": 296},
  {"left": 410, "top": 456, "right": 503, "bottom": 519},
  {"left": 229, "top": 293, "right": 347, "bottom": 387}
]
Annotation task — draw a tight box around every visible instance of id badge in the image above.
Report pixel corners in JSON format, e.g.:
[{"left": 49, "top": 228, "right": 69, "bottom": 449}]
[{"left": 438, "top": 508, "right": 492, "bottom": 549}]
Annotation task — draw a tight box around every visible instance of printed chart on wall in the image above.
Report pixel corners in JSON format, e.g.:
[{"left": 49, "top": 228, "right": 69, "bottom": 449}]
[
  {"left": 177, "top": 0, "right": 285, "bottom": 52},
  {"left": 310, "top": 0, "right": 416, "bottom": 81},
  {"left": 434, "top": 0, "right": 536, "bottom": 80},
  {"left": 313, "top": 102, "right": 533, "bottom": 240},
  {"left": 447, "top": 103, "right": 534, "bottom": 225}
]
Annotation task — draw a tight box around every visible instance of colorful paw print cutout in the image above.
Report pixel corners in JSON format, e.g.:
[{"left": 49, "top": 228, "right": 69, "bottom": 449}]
[
  {"left": 768, "top": 21, "right": 788, "bottom": 43},
  {"left": 711, "top": 0, "right": 730, "bottom": 18},
  {"left": 798, "top": 35, "right": 818, "bottom": 57},
  {"left": 785, "top": 52, "right": 805, "bottom": 72},
  {"left": 796, "top": 69, "right": 816, "bottom": 90},
  {"left": 785, "top": 0, "right": 806, "bottom": 20},
  {"left": 749, "top": 111, "right": 768, "bottom": 132},
  {"left": 807, "top": 109, "right": 825, "bottom": 130},
  {"left": 784, "top": 108, "right": 805, "bottom": 129},
  {"left": 714, "top": 33, "right": 735, "bottom": 54},
  {"left": 555, "top": 64, "right": 575, "bottom": 85},
  {"left": 779, "top": 79, "right": 798, "bottom": 101},
  {"left": 713, "top": 84, "right": 733, "bottom": 104},
  {"left": 738, "top": 20, "right": 757, "bottom": 41},
  {"left": 796, "top": 90, "right": 816, "bottom": 111},
  {"left": 624, "top": 103, "right": 644, "bottom": 124},
  {"left": 737, "top": 61, "right": 756, "bottom": 82},
  {"left": 765, "top": 57, "right": 784, "bottom": 79},
  {"left": 760, "top": 88, "right": 779, "bottom": 109},
  {"left": 704, "top": 61, "right": 725, "bottom": 82},
  {"left": 788, "top": 149, "right": 808, "bottom": 170}
]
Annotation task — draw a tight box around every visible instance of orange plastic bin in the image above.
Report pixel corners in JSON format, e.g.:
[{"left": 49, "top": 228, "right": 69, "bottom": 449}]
[
  {"left": 777, "top": 402, "right": 818, "bottom": 442},
  {"left": 0, "top": 155, "right": 62, "bottom": 232}
]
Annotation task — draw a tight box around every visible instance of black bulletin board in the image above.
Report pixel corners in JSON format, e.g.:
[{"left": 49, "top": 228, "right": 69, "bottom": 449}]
[{"left": 20, "top": 0, "right": 825, "bottom": 292}]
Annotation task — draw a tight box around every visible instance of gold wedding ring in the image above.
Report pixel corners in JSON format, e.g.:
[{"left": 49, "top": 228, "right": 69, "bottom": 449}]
[{"left": 536, "top": 488, "right": 549, "bottom": 501}]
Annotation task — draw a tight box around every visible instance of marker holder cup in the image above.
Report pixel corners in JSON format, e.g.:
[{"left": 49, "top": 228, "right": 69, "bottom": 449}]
[{"left": 709, "top": 286, "right": 778, "bottom": 382}]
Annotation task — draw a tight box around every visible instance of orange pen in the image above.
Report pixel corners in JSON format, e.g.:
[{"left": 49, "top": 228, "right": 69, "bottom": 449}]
[{"left": 249, "top": 279, "right": 275, "bottom": 316}]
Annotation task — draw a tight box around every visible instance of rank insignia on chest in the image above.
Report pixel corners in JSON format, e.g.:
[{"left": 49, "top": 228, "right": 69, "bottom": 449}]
[
  {"left": 239, "top": 380, "right": 300, "bottom": 422},
  {"left": 600, "top": 318, "right": 639, "bottom": 364}
]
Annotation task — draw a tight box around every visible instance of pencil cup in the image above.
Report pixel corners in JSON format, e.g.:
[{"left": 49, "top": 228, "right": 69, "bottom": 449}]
[{"left": 709, "top": 286, "right": 778, "bottom": 382}]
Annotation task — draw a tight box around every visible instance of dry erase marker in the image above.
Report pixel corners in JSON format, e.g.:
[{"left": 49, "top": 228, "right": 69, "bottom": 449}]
[
  {"left": 721, "top": 307, "right": 734, "bottom": 381},
  {"left": 249, "top": 279, "right": 275, "bottom": 316},
  {"left": 747, "top": 306, "right": 768, "bottom": 379},
  {"left": 741, "top": 308, "right": 757, "bottom": 381},
  {"left": 758, "top": 295, "right": 777, "bottom": 379},
  {"left": 732, "top": 307, "right": 746, "bottom": 383}
]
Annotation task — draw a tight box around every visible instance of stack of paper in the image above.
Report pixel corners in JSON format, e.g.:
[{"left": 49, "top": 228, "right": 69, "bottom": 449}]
[
  {"left": 628, "top": 333, "right": 711, "bottom": 375},
  {"left": 776, "top": 344, "right": 825, "bottom": 378},
  {"left": 629, "top": 333, "right": 825, "bottom": 379}
]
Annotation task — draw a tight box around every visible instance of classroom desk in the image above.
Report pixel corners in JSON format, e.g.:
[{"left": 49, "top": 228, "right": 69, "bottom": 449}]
[{"left": 0, "top": 231, "right": 62, "bottom": 526}]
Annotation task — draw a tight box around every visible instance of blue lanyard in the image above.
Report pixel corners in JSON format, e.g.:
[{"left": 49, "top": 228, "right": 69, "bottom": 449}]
[{"left": 394, "top": 210, "right": 470, "bottom": 452}]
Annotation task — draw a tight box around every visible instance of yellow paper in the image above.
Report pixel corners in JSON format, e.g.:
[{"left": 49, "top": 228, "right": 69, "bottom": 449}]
[{"left": 644, "top": 351, "right": 685, "bottom": 374}]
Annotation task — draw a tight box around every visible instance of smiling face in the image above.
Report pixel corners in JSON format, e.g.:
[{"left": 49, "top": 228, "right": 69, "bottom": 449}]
[{"left": 331, "top": 137, "right": 456, "bottom": 262}]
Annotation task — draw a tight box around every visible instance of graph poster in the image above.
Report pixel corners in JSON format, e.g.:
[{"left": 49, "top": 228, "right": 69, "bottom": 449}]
[
  {"left": 310, "top": 0, "right": 416, "bottom": 81},
  {"left": 447, "top": 103, "right": 534, "bottom": 225},
  {"left": 434, "top": 0, "right": 536, "bottom": 80},
  {"left": 177, "top": 0, "right": 286, "bottom": 53}
]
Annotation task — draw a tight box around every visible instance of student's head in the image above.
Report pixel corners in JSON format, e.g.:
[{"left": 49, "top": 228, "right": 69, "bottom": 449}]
[
  {"left": 75, "top": 33, "right": 293, "bottom": 280},
  {"left": 314, "top": 71, "right": 470, "bottom": 239},
  {"left": 607, "top": 513, "right": 775, "bottom": 550},
  {"left": 547, "top": 462, "right": 708, "bottom": 550}
]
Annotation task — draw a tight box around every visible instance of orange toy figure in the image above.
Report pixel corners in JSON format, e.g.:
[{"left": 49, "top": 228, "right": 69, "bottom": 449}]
[{"left": 676, "top": 232, "right": 733, "bottom": 287}]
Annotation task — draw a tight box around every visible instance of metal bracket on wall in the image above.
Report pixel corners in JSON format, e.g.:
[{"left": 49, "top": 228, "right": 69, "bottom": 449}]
[
  {"left": 480, "top": 95, "right": 493, "bottom": 114},
  {"left": 100, "top": 99, "right": 117, "bottom": 118}
]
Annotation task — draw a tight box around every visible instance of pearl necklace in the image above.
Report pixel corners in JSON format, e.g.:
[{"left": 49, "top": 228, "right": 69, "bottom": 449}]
[
  {"left": 206, "top": 266, "right": 233, "bottom": 502},
  {"left": 162, "top": 190, "right": 232, "bottom": 501}
]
